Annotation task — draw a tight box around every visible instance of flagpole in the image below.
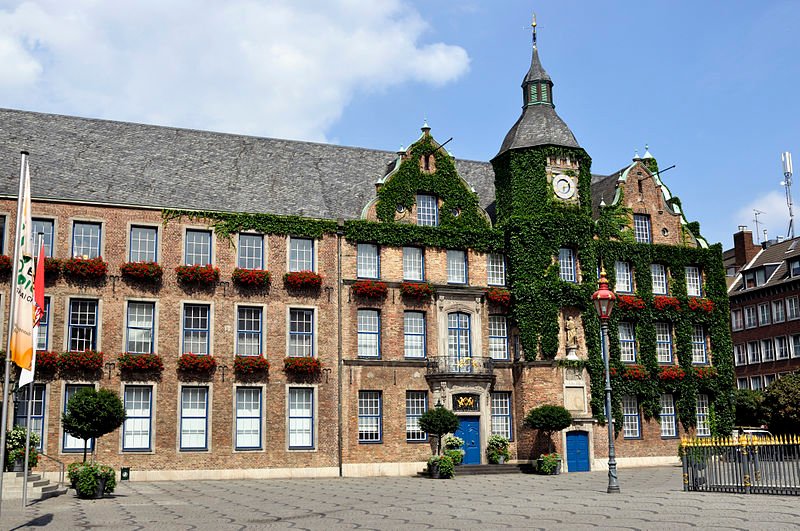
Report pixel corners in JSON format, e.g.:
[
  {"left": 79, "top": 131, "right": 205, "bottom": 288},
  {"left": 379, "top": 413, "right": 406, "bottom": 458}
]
[{"left": 0, "top": 150, "right": 29, "bottom": 517}]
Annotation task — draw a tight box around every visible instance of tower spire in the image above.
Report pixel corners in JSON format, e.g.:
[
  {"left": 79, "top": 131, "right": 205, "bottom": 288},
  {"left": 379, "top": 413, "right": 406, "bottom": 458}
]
[{"left": 532, "top": 12, "right": 537, "bottom": 48}]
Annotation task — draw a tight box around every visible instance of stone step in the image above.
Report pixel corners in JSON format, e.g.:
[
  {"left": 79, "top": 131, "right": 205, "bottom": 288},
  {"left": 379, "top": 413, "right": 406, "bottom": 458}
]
[
  {"left": 419, "top": 463, "right": 534, "bottom": 477},
  {"left": 2, "top": 471, "right": 68, "bottom": 501}
]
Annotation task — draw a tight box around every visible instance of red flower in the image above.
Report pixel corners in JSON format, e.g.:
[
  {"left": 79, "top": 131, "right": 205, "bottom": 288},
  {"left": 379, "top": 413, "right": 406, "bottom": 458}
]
[
  {"left": 62, "top": 257, "right": 108, "bottom": 280},
  {"left": 284, "top": 271, "right": 323, "bottom": 290},
  {"left": 232, "top": 268, "right": 271, "bottom": 288},
  {"left": 177, "top": 353, "right": 217, "bottom": 373},
  {"left": 688, "top": 297, "right": 714, "bottom": 313},
  {"left": 283, "top": 356, "right": 321, "bottom": 375},
  {"left": 120, "top": 261, "right": 164, "bottom": 282},
  {"left": 35, "top": 350, "right": 59, "bottom": 373},
  {"left": 653, "top": 296, "right": 681, "bottom": 312},
  {"left": 0, "top": 255, "right": 11, "bottom": 276},
  {"left": 175, "top": 264, "right": 220, "bottom": 285},
  {"left": 694, "top": 366, "right": 717, "bottom": 379},
  {"left": 58, "top": 350, "right": 103, "bottom": 373},
  {"left": 617, "top": 295, "right": 645, "bottom": 310},
  {"left": 658, "top": 365, "right": 686, "bottom": 381},
  {"left": 486, "top": 288, "right": 511, "bottom": 306},
  {"left": 44, "top": 258, "right": 61, "bottom": 277},
  {"left": 118, "top": 353, "right": 164, "bottom": 372},
  {"left": 233, "top": 356, "right": 270, "bottom": 375},
  {"left": 400, "top": 282, "right": 435, "bottom": 300},
  {"left": 351, "top": 280, "right": 388, "bottom": 299},
  {"left": 621, "top": 364, "right": 649, "bottom": 380}
]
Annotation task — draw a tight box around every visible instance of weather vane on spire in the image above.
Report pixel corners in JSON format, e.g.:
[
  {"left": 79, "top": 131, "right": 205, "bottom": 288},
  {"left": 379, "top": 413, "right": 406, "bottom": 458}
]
[{"left": 531, "top": 12, "right": 537, "bottom": 47}]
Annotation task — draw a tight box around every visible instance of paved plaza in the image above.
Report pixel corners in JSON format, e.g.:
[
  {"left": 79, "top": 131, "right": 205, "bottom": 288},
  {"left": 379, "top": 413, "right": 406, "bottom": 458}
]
[{"left": 2, "top": 466, "right": 800, "bottom": 530}]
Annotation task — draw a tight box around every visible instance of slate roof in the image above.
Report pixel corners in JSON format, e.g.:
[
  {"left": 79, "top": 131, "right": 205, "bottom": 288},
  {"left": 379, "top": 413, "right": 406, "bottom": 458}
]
[
  {"left": 0, "top": 108, "right": 497, "bottom": 221},
  {"left": 590, "top": 172, "right": 619, "bottom": 217},
  {"left": 729, "top": 236, "right": 800, "bottom": 294},
  {"left": 524, "top": 46, "right": 551, "bottom": 84}
]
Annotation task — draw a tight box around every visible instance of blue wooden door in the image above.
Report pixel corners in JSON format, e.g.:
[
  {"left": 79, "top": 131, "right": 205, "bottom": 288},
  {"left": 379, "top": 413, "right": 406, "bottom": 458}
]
[
  {"left": 566, "top": 431, "right": 590, "bottom": 472},
  {"left": 454, "top": 416, "right": 481, "bottom": 464}
]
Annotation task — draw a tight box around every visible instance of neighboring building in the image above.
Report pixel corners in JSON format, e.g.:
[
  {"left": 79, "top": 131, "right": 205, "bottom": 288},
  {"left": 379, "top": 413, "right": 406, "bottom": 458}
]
[
  {"left": 728, "top": 227, "right": 800, "bottom": 391},
  {"left": 0, "top": 23, "right": 733, "bottom": 480}
]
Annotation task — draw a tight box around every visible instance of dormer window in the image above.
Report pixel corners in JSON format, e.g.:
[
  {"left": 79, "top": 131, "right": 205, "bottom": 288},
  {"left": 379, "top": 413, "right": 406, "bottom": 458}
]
[
  {"left": 790, "top": 258, "right": 800, "bottom": 277},
  {"left": 416, "top": 194, "right": 439, "bottom": 226},
  {"left": 743, "top": 268, "right": 766, "bottom": 288}
]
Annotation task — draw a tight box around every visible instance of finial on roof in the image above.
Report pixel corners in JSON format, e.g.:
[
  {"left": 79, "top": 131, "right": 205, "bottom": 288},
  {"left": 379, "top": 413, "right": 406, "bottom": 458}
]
[
  {"left": 531, "top": 12, "right": 537, "bottom": 47},
  {"left": 643, "top": 144, "right": 653, "bottom": 159},
  {"left": 421, "top": 119, "right": 431, "bottom": 136},
  {"left": 633, "top": 149, "right": 640, "bottom": 160}
]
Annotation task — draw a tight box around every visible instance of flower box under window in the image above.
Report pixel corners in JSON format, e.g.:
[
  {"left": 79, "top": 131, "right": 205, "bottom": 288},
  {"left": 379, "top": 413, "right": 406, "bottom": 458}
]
[
  {"left": 62, "top": 257, "right": 108, "bottom": 281},
  {"left": 616, "top": 295, "right": 645, "bottom": 311},
  {"left": 688, "top": 297, "right": 714, "bottom": 313},
  {"left": 233, "top": 355, "right": 270, "bottom": 375},
  {"left": 177, "top": 353, "right": 217, "bottom": 374},
  {"left": 44, "top": 258, "right": 61, "bottom": 279},
  {"left": 284, "top": 271, "right": 322, "bottom": 291},
  {"left": 694, "top": 366, "right": 717, "bottom": 379},
  {"left": 58, "top": 350, "right": 103, "bottom": 375},
  {"left": 175, "top": 264, "right": 220, "bottom": 286},
  {"left": 120, "top": 261, "right": 164, "bottom": 283},
  {"left": 118, "top": 353, "right": 164, "bottom": 373},
  {"left": 611, "top": 364, "right": 648, "bottom": 380},
  {"left": 351, "top": 280, "right": 388, "bottom": 299},
  {"left": 232, "top": 268, "right": 271, "bottom": 289},
  {"left": 400, "top": 281, "right": 434, "bottom": 300},
  {"left": 486, "top": 288, "right": 511, "bottom": 306},
  {"left": 34, "top": 350, "right": 59, "bottom": 377},
  {"left": 658, "top": 366, "right": 686, "bottom": 381},
  {"left": 0, "top": 255, "right": 11, "bottom": 276},
  {"left": 653, "top": 296, "right": 681, "bottom": 312},
  {"left": 283, "top": 356, "right": 321, "bottom": 376}
]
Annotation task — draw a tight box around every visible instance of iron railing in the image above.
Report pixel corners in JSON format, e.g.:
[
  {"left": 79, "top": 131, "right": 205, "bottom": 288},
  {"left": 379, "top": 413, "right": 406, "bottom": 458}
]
[
  {"left": 426, "top": 356, "right": 494, "bottom": 376},
  {"left": 38, "top": 452, "right": 66, "bottom": 487},
  {"left": 682, "top": 435, "right": 800, "bottom": 495}
]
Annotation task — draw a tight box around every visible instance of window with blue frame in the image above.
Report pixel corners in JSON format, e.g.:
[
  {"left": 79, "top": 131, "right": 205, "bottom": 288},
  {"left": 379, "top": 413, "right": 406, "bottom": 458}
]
[
  {"left": 357, "top": 309, "right": 380, "bottom": 358},
  {"left": 358, "top": 391, "right": 382, "bottom": 443},
  {"left": 237, "top": 306, "right": 263, "bottom": 356},
  {"left": 289, "top": 237, "right": 314, "bottom": 272},
  {"left": 185, "top": 229, "right": 212, "bottom": 266},
  {"left": 404, "top": 311, "right": 426, "bottom": 359},
  {"left": 655, "top": 322, "right": 673, "bottom": 363},
  {"left": 618, "top": 322, "right": 636, "bottom": 363},
  {"left": 622, "top": 396, "right": 640, "bottom": 439},
  {"left": 68, "top": 299, "right": 97, "bottom": 351},
  {"left": 447, "top": 312, "right": 471, "bottom": 368},
  {"left": 405, "top": 391, "right": 427, "bottom": 441},
  {"left": 659, "top": 393, "right": 677, "bottom": 438},
  {"left": 288, "top": 387, "right": 314, "bottom": 449},
  {"left": 31, "top": 219, "right": 54, "bottom": 257},
  {"left": 633, "top": 214, "right": 652, "bottom": 243},
  {"left": 14, "top": 384, "right": 45, "bottom": 450},
  {"left": 416, "top": 194, "right": 439, "bottom": 226},
  {"left": 488, "top": 315, "right": 509, "bottom": 360},
  {"left": 691, "top": 325, "right": 708, "bottom": 364},
  {"left": 72, "top": 221, "right": 101, "bottom": 258},
  {"left": 235, "top": 387, "right": 262, "bottom": 450},
  {"left": 36, "top": 296, "right": 50, "bottom": 352},
  {"left": 491, "top": 392, "right": 513, "bottom": 440},
  {"left": 126, "top": 301, "right": 155, "bottom": 354},
  {"left": 180, "top": 386, "right": 208, "bottom": 450},
  {"left": 558, "top": 248, "right": 576, "bottom": 282},
  {"left": 357, "top": 243, "right": 379, "bottom": 279},
  {"left": 447, "top": 250, "right": 467, "bottom": 284},
  {"left": 63, "top": 384, "right": 94, "bottom": 451},
  {"left": 288, "top": 309, "right": 314, "bottom": 357},
  {"left": 238, "top": 233, "right": 263, "bottom": 270},
  {"left": 402, "top": 247, "right": 424, "bottom": 281},
  {"left": 183, "top": 304, "right": 210, "bottom": 355},
  {"left": 123, "top": 385, "right": 152, "bottom": 451},
  {"left": 130, "top": 226, "right": 157, "bottom": 262}
]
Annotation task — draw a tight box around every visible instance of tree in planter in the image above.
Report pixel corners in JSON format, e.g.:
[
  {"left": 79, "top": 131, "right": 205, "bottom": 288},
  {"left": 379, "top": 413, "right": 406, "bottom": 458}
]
[
  {"left": 524, "top": 405, "right": 573, "bottom": 454},
  {"left": 763, "top": 373, "right": 800, "bottom": 434},
  {"left": 734, "top": 389, "right": 767, "bottom": 428},
  {"left": 61, "top": 388, "right": 126, "bottom": 462},
  {"left": 418, "top": 404, "right": 460, "bottom": 455}
]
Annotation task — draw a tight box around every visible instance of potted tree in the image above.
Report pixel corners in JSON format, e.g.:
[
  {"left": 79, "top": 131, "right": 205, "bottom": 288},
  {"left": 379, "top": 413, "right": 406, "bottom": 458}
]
[
  {"left": 524, "top": 404, "right": 573, "bottom": 474},
  {"left": 418, "top": 404, "right": 460, "bottom": 477}
]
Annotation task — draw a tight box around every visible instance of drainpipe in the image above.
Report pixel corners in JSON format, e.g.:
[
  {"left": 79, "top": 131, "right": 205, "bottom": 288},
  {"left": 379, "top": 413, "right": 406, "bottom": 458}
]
[{"left": 336, "top": 218, "right": 344, "bottom": 477}]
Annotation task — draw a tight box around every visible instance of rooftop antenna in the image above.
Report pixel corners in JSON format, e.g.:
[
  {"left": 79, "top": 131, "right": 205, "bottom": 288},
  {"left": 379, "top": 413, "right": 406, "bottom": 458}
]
[
  {"left": 781, "top": 152, "right": 794, "bottom": 238},
  {"left": 753, "top": 209, "right": 766, "bottom": 243}
]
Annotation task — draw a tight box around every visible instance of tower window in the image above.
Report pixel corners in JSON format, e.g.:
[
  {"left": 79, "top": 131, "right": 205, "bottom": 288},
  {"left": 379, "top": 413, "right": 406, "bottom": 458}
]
[
  {"left": 529, "top": 85, "right": 538, "bottom": 104},
  {"left": 541, "top": 84, "right": 548, "bottom": 103}
]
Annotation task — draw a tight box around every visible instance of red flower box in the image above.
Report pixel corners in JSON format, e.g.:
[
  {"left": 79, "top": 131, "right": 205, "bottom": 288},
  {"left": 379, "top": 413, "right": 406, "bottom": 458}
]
[
  {"left": 120, "top": 261, "right": 164, "bottom": 282},
  {"left": 118, "top": 353, "right": 164, "bottom": 372},
  {"left": 621, "top": 364, "right": 649, "bottom": 380},
  {"left": 233, "top": 356, "right": 270, "bottom": 375},
  {"left": 232, "top": 268, "right": 271, "bottom": 289},
  {"left": 617, "top": 295, "right": 645, "bottom": 310},
  {"left": 62, "top": 257, "right": 108, "bottom": 280},
  {"left": 653, "top": 296, "right": 681, "bottom": 312},
  {"left": 400, "top": 281, "right": 435, "bottom": 300},
  {"left": 694, "top": 366, "right": 717, "bottom": 379},
  {"left": 35, "top": 350, "right": 59, "bottom": 374},
  {"left": 177, "top": 353, "right": 217, "bottom": 373},
  {"left": 486, "top": 288, "right": 511, "bottom": 306},
  {"left": 351, "top": 280, "right": 388, "bottom": 299},
  {"left": 176, "top": 264, "right": 220, "bottom": 285},
  {"left": 284, "top": 271, "right": 323, "bottom": 290},
  {"left": 658, "top": 365, "right": 686, "bottom": 381},
  {"left": 0, "top": 255, "right": 11, "bottom": 276},
  {"left": 283, "top": 356, "right": 321, "bottom": 375},
  {"left": 58, "top": 350, "right": 104, "bottom": 373},
  {"left": 688, "top": 297, "right": 714, "bottom": 313},
  {"left": 44, "top": 258, "right": 61, "bottom": 278}
]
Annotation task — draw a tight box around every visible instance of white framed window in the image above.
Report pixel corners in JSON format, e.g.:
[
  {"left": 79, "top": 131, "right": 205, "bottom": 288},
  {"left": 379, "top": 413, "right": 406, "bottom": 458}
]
[
  {"left": 236, "top": 306, "right": 262, "bottom": 356},
  {"left": 622, "top": 396, "right": 640, "bottom": 439},
  {"left": 487, "top": 254, "right": 506, "bottom": 286},
  {"left": 185, "top": 229, "right": 212, "bottom": 266},
  {"left": 68, "top": 299, "right": 98, "bottom": 352},
  {"left": 633, "top": 214, "right": 651, "bottom": 243},
  {"left": 656, "top": 322, "right": 673, "bottom": 363},
  {"left": 63, "top": 384, "right": 95, "bottom": 452},
  {"left": 788, "top": 297, "right": 800, "bottom": 320},
  {"left": 685, "top": 266, "right": 702, "bottom": 297},
  {"left": 790, "top": 259, "right": 800, "bottom": 277},
  {"left": 36, "top": 296, "right": 50, "bottom": 352},
  {"left": 559, "top": 248, "right": 576, "bottom": 282},
  {"left": 288, "top": 387, "right": 314, "bottom": 449},
  {"left": 72, "top": 221, "right": 101, "bottom": 258},
  {"left": 357, "top": 243, "right": 379, "bottom": 279},
  {"left": 31, "top": 219, "right": 54, "bottom": 257},
  {"left": 237, "top": 234, "right": 263, "bottom": 270},
  {"left": 126, "top": 301, "right": 155, "bottom": 354},
  {"left": 761, "top": 338, "right": 775, "bottom": 362},
  {"left": 691, "top": 325, "right": 707, "bottom": 364},
  {"left": 289, "top": 237, "right": 314, "bottom": 272},
  {"left": 489, "top": 315, "right": 509, "bottom": 360},
  {"left": 734, "top": 344, "right": 747, "bottom": 366},
  {"left": 651, "top": 264, "right": 667, "bottom": 295},
  {"left": 406, "top": 391, "right": 428, "bottom": 441},
  {"left": 14, "top": 384, "right": 45, "bottom": 450},
  {"left": 357, "top": 391, "right": 382, "bottom": 443},
  {"left": 447, "top": 250, "right": 467, "bottom": 284},
  {"left": 696, "top": 394, "right": 710, "bottom": 437},
  {"left": 758, "top": 303, "right": 771, "bottom": 326},
  {"left": 288, "top": 308, "right": 314, "bottom": 357},
  {"left": 403, "top": 247, "right": 424, "bottom": 281},
  {"left": 737, "top": 377, "right": 749, "bottom": 390},
  {"left": 773, "top": 300, "right": 786, "bottom": 323},
  {"left": 123, "top": 385, "right": 152, "bottom": 451},
  {"left": 792, "top": 334, "right": 800, "bottom": 357},
  {"left": 183, "top": 304, "right": 210, "bottom": 355},
  {"left": 764, "top": 373, "right": 777, "bottom": 387},
  {"left": 235, "top": 387, "right": 262, "bottom": 450},
  {"left": 776, "top": 336, "right": 790, "bottom": 360},
  {"left": 744, "top": 306, "right": 758, "bottom": 328},
  {"left": 130, "top": 226, "right": 157, "bottom": 263},
  {"left": 750, "top": 376, "right": 763, "bottom": 391},
  {"left": 180, "top": 386, "right": 208, "bottom": 450},
  {"left": 730, "top": 309, "right": 743, "bottom": 331},
  {"left": 491, "top": 392, "right": 513, "bottom": 440},
  {"left": 660, "top": 394, "right": 677, "bottom": 438},
  {"left": 357, "top": 309, "right": 380, "bottom": 358},
  {"left": 747, "top": 341, "right": 760, "bottom": 364},
  {"left": 416, "top": 194, "right": 439, "bottom": 226},
  {"left": 615, "top": 261, "right": 632, "bottom": 293},
  {"left": 618, "top": 322, "right": 636, "bottom": 363},
  {"left": 404, "top": 311, "right": 426, "bottom": 359}
]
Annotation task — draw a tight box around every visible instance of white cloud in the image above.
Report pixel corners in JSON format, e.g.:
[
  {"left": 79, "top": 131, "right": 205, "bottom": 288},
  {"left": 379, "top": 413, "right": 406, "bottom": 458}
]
[
  {"left": 734, "top": 190, "right": 792, "bottom": 242},
  {"left": 0, "top": 0, "right": 470, "bottom": 141}
]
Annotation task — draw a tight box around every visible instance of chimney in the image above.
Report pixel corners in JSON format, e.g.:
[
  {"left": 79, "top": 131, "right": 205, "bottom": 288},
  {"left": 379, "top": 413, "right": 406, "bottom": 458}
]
[{"left": 733, "top": 226, "right": 760, "bottom": 267}]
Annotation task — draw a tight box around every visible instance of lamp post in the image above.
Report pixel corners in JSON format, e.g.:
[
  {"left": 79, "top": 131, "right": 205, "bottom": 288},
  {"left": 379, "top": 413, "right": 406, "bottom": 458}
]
[{"left": 592, "top": 268, "right": 620, "bottom": 494}]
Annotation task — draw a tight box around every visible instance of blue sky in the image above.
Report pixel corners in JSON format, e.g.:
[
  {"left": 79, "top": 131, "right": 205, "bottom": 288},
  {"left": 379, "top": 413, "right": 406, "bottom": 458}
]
[{"left": 1, "top": 1, "right": 799, "bottom": 247}]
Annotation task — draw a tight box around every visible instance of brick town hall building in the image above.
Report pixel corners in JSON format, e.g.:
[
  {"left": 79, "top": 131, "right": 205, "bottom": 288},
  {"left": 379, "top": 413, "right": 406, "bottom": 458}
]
[{"left": 0, "top": 30, "right": 733, "bottom": 480}]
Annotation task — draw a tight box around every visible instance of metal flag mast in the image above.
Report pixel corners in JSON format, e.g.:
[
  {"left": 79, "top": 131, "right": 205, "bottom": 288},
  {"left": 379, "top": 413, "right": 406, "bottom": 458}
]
[{"left": 782, "top": 152, "right": 794, "bottom": 239}]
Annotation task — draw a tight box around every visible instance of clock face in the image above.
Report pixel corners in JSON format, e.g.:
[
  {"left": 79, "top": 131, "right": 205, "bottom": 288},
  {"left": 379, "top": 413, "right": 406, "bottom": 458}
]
[{"left": 553, "top": 174, "right": 577, "bottom": 200}]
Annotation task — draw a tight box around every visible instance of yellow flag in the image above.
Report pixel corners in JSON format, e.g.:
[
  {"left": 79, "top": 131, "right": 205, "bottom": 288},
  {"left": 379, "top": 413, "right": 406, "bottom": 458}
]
[{"left": 10, "top": 158, "right": 35, "bottom": 371}]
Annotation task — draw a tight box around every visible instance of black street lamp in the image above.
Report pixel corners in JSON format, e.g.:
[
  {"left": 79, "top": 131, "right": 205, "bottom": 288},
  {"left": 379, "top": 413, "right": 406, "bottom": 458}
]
[{"left": 592, "top": 268, "right": 620, "bottom": 494}]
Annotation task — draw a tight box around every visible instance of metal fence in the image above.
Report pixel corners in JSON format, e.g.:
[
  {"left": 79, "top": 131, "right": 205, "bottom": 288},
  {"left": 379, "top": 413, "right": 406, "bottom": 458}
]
[{"left": 682, "top": 435, "right": 800, "bottom": 495}]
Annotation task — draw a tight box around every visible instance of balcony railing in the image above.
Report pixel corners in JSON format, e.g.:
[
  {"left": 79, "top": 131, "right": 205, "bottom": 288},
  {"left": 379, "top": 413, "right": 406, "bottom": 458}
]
[{"left": 426, "top": 356, "right": 494, "bottom": 376}]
